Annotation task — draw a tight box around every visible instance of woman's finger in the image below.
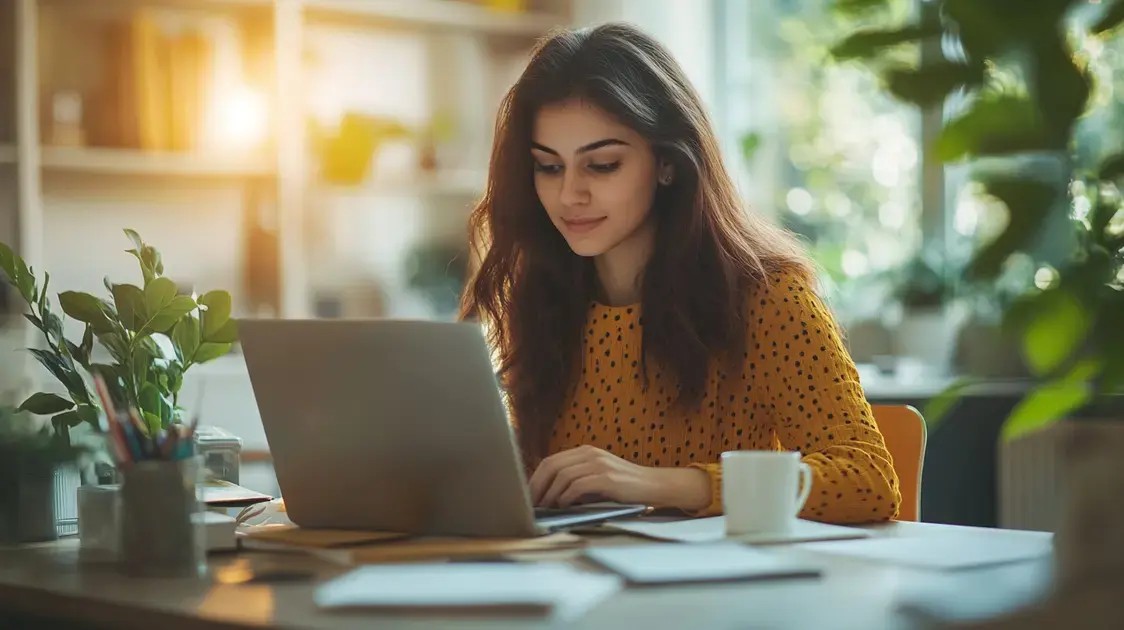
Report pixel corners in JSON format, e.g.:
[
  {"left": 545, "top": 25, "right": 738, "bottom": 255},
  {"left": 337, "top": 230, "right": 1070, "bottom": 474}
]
[{"left": 539, "top": 461, "right": 598, "bottom": 508}]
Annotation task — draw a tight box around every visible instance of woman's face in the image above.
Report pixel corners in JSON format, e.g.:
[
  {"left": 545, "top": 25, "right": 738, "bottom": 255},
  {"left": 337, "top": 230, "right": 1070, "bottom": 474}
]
[{"left": 531, "top": 98, "right": 670, "bottom": 258}]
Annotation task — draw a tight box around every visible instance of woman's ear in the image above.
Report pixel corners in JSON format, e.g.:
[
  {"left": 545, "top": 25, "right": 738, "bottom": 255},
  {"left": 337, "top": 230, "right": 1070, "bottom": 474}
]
[{"left": 657, "top": 160, "right": 674, "bottom": 186}]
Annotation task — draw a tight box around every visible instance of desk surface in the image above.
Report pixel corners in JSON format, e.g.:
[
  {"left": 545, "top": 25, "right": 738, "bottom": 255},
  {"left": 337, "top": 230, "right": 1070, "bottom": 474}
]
[{"left": 0, "top": 521, "right": 1059, "bottom": 630}]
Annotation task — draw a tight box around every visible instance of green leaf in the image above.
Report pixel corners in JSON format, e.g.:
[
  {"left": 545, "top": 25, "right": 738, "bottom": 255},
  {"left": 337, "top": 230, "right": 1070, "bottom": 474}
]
[
  {"left": 51, "top": 405, "right": 98, "bottom": 429},
  {"left": 45, "top": 312, "right": 64, "bottom": 345},
  {"left": 112, "top": 283, "right": 146, "bottom": 331},
  {"left": 921, "top": 377, "right": 978, "bottom": 429},
  {"left": 144, "top": 296, "right": 197, "bottom": 334},
  {"left": 27, "top": 348, "right": 89, "bottom": 405},
  {"left": 1022, "top": 290, "right": 1091, "bottom": 376},
  {"left": 38, "top": 271, "right": 50, "bottom": 314},
  {"left": 193, "top": 342, "right": 232, "bottom": 363},
  {"left": 1002, "top": 379, "right": 1090, "bottom": 441},
  {"left": 832, "top": 0, "right": 888, "bottom": 16},
  {"left": 831, "top": 24, "right": 939, "bottom": 60},
  {"left": 207, "top": 318, "right": 238, "bottom": 344},
  {"left": 123, "top": 228, "right": 144, "bottom": 253},
  {"left": 132, "top": 344, "right": 152, "bottom": 394},
  {"left": 199, "top": 290, "right": 233, "bottom": 340},
  {"left": 163, "top": 362, "right": 184, "bottom": 396},
  {"left": 740, "top": 132, "right": 762, "bottom": 163},
  {"left": 1092, "top": 0, "right": 1124, "bottom": 34},
  {"left": 172, "top": 315, "right": 201, "bottom": 363},
  {"left": 1099, "top": 152, "right": 1124, "bottom": 182},
  {"left": 80, "top": 324, "right": 94, "bottom": 364},
  {"left": 58, "top": 291, "right": 114, "bottom": 333},
  {"left": 15, "top": 259, "right": 35, "bottom": 304},
  {"left": 22, "top": 312, "right": 43, "bottom": 332},
  {"left": 142, "top": 412, "right": 163, "bottom": 436},
  {"left": 18, "top": 392, "right": 76, "bottom": 415},
  {"left": 0, "top": 241, "right": 16, "bottom": 281},
  {"left": 965, "top": 177, "right": 1060, "bottom": 280},
  {"left": 885, "top": 62, "right": 986, "bottom": 107},
  {"left": 144, "top": 277, "right": 177, "bottom": 317},
  {"left": 937, "top": 95, "right": 1056, "bottom": 162},
  {"left": 139, "top": 383, "right": 172, "bottom": 430},
  {"left": 94, "top": 331, "right": 130, "bottom": 364}
]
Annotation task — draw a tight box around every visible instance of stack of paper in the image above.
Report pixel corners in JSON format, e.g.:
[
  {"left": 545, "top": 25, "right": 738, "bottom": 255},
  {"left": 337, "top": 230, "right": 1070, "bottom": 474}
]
[
  {"left": 796, "top": 533, "right": 1053, "bottom": 570},
  {"left": 584, "top": 542, "right": 821, "bottom": 585},
  {"left": 603, "top": 516, "right": 871, "bottom": 544},
  {"left": 314, "top": 562, "right": 621, "bottom": 620}
]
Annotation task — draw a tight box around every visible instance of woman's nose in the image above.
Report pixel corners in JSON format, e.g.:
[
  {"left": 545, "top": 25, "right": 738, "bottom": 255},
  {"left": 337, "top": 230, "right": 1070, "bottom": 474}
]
[{"left": 559, "top": 170, "right": 590, "bottom": 207}]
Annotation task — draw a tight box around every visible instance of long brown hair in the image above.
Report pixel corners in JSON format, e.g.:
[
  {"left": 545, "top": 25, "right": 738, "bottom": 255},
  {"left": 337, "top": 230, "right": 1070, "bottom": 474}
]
[{"left": 461, "top": 23, "right": 812, "bottom": 464}]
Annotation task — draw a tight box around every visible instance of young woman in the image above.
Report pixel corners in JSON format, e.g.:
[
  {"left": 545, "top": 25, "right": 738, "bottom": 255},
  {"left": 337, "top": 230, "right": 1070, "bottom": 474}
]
[{"left": 461, "top": 23, "right": 900, "bottom": 524}]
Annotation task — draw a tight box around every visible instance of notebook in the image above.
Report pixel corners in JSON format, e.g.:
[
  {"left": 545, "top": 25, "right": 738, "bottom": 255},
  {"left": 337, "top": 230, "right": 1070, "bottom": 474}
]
[
  {"left": 796, "top": 532, "right": 1053, "bottom": 570},
  {"left": 314, "top": 562, "right": 621, "bottom": 620},
  {"left": 604, "top": 516, "right": 871, "bottom": 545},
  {"left": 584, "top": 542, "right": 821, "bottom": 585}
]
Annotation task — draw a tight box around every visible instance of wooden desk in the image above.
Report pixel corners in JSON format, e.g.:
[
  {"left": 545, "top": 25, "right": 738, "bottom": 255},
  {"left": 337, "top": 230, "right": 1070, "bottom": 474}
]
[{"left": 0, "top": 522, "right": 1055, "bottom": 630}]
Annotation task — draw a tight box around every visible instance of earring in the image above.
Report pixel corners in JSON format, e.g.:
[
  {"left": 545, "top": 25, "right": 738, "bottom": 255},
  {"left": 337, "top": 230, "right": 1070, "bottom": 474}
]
[{"left": 659, "top": 173, "right": 673, "bottom": 185}]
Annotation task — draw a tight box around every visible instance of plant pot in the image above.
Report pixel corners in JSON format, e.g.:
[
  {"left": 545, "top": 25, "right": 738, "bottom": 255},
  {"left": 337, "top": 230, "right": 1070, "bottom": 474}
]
[
  {"left": 894, "top": 307, "right": 960, "bottom": 374},
  {"left": 0, "top": 453, "right": 59, "bottom": 544},
  {"left": 1051, "top": 419, "right": 1124, "bottom": 593}
]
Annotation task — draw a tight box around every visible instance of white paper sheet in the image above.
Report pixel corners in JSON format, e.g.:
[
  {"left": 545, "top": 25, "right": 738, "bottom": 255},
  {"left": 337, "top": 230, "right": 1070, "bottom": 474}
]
[
  {"left": 796, "top": 533, "right": 1053, "bottom": 570},
  {"left": 585, "top": 542, "right": 821, "bottom": 584},
  {"left": 604, "top": 516, "right": 871, "bottom": 545},
  {"left": 314, "top": 562, "right": 621, "bottom": 621}
]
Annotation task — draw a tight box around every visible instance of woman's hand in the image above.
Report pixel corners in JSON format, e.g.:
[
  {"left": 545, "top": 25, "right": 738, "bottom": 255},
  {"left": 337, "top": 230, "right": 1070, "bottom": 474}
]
[{"left": 528, "top": 445, "right": 711, "bottom": 511}]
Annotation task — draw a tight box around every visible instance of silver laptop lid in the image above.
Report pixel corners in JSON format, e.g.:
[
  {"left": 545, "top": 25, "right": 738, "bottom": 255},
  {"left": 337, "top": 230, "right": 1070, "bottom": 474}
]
[{"left": 237, "top": 318, "right": 540, "bottom": 537}]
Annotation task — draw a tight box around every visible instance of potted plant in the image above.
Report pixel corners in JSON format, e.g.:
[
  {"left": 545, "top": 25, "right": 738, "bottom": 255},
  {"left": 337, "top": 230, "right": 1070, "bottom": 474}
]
[
  {"left": 0, "top": 229, "right": 238, "bottom": 543},
  {"left": 832, "top": 0, "right": 1124, "bottom": 621},
  {"left": 884, "top": 249, "right": 962, "bottom": 373},
  {"left": 0, "top": 404, "right": 92, "bottom": 543}
]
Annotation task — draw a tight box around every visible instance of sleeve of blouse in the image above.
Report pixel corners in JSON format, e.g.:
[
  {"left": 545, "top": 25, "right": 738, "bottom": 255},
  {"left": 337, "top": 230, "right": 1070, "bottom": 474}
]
[{"left": 757, "top": 269, "right": 900, "bottom": 524}]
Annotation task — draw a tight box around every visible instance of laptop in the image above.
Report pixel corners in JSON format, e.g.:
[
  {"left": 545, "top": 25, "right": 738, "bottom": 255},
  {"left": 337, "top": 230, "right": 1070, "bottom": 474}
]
[{"left": 238, "top": 318, "right": 648, "bottom": 538}]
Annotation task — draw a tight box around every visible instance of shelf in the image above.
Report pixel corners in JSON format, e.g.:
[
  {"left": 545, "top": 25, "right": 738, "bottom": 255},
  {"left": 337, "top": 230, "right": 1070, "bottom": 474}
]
[
  {"left": 320, "top": 169, "right": 487, "bottom": 197},
  {"left": 301, "top": 0, "right": 563, "bottom": 37},
  {"left": 0, "top": 144, "right": 15, "bottom": 165},
  {"left": 39, "top": 147, "right": 274, "bottom": 178}
]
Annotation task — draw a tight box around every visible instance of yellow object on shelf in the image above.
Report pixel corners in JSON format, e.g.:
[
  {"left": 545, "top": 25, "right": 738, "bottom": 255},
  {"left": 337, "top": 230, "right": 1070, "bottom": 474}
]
[{"left": 483, "top": 0, "right": 527, "bottom": 13}]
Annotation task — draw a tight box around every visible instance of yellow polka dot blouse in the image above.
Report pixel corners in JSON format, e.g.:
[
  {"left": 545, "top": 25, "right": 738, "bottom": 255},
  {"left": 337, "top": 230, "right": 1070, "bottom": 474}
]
[{"left": 547, "top": 268, "right": 901, "bottom": 524}]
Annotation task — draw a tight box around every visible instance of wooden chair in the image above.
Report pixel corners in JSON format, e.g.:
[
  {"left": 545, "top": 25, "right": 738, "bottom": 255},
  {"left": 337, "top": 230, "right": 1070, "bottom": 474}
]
[{"left": 871, "top": 404, "right": 927, "bottom": 522}]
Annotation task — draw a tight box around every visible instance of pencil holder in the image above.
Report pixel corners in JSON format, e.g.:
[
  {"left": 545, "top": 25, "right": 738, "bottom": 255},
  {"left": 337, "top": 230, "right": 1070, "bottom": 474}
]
[{"left": 117, "top": 456, "right": 205, "bottom": 578}]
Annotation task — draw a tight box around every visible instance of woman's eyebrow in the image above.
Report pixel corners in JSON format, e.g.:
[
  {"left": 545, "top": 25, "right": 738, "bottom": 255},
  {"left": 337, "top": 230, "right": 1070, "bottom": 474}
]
[{"left": 530, "top": 138, "right": 630, "bottom": 155}]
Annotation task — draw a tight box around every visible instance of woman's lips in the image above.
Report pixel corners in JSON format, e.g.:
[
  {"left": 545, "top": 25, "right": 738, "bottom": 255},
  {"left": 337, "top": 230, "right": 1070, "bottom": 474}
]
[{"left": 562, "top": 217, "right": 607, "bottom": 233}]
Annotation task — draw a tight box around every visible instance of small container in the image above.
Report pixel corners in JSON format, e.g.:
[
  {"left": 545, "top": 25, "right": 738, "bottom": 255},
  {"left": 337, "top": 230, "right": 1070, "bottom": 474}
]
[
  {"left": 78, "top": 484, "right": 120, "bottom": 562},
  {"left": 117, "top": 457, "right": 205, "bottom": 578},
  {"left": 193, "top": 426, "right": 243, "bottom": 485}
]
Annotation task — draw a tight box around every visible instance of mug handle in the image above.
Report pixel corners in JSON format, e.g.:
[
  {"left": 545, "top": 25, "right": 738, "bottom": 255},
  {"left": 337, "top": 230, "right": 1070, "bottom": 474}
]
[{"left": 794, "top": 462, "right": 813, "bottom": 516}]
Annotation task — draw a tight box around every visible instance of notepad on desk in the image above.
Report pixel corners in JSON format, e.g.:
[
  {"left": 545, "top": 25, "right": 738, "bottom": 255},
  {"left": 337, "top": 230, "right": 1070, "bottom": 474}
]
[
  {"left": 603, "top": 516, "right": 871, "bottom": 545},
  {"left": 239, "top": 525, "right": 585, "bottom": 565},
  {"left": 796, "top": 533, "right": 1053, "bottom": 571},
  {"left": 315, "top": 563, "right": 621, "bottom": 620},
  {"left": 584, "top": 542, "right": 821, "bottom": 585}
]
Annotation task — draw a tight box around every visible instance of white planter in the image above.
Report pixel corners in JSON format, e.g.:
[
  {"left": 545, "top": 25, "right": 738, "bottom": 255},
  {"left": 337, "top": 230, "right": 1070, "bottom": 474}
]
[{"left": 894, "top": 307, "right": 959, "bottom": 374}]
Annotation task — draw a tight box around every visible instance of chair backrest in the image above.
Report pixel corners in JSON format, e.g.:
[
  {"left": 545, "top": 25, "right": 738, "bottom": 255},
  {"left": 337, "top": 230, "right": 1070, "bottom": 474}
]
[{"left": 870, "top": 404, "right": 927, "bottom": 521}]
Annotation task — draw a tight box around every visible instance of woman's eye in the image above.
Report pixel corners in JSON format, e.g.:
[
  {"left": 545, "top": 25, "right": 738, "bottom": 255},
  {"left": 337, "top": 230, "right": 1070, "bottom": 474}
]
[
  {"left": 533, "top": 162, "right": 562, "bottom": 175},
  {"left": 588, "top": 161, "right": 621, "bottom": 174}
]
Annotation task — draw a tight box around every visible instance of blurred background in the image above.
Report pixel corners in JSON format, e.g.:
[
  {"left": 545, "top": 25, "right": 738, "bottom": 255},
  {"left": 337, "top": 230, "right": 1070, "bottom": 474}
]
[{"left": 1, "top": 0, "right": 1122, "bottom": 527}]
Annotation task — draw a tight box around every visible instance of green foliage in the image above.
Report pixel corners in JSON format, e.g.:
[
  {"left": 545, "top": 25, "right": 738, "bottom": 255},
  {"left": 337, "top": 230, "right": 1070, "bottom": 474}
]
[
  {"left": 0, "top": 230, "right": 239, "bottom": 454},
  {"left": 833, "top": 0, "right": 1124, "bottom": 439}
]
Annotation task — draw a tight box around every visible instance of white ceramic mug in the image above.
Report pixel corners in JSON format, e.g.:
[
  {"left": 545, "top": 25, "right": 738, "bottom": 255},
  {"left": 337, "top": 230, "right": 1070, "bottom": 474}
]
[{"left": 721, "top": 450, "right": 813, "bottom": 537}]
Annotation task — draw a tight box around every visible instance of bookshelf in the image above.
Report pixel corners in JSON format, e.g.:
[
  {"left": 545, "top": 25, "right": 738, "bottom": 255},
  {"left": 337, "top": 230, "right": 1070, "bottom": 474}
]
[
  {"left": 0, "top": 0, "right": 571, "bottom": 390},
  {"left": 302, "top": 0, "right": 562, "bottom": 36},
  {"left": 39, "top": 146, "right": 274, "bottom": 177}
]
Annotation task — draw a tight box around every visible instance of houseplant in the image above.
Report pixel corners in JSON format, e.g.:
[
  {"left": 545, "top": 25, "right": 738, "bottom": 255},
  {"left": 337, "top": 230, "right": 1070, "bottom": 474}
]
[
  {"left": 0, "top": 229, "right": 238, "bottom": 542},
  {"left": 831, "top": 0, "right": 1124, "bottom": 622},
  {"left": 0, "top": 403, "right": 91, "bottom": 543}
]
